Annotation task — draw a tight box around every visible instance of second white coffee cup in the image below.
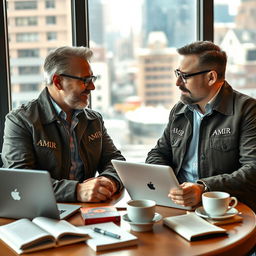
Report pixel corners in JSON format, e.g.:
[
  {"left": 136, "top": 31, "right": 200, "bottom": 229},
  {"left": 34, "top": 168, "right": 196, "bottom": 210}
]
[
  {"left": 202, "top": 191, "right": 238, "bottom": 217},
  {"left": 127, "top": 199, "right": 156, "bottom": 223}
]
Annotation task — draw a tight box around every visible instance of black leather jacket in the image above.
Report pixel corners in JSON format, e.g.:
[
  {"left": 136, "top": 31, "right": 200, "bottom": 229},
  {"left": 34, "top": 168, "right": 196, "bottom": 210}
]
[
  {"left": 146, "top": 82, "right": 256, "bottom": 212},
  {"left": 1, "top": 88, "right": 125, "bottom": 202}
]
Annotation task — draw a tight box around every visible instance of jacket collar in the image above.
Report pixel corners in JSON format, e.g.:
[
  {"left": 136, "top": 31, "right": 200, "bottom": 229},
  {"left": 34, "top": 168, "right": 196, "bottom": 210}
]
[
  {"left": 37, "top": 87, "right": 98, "bottom": 124},
  {"left": 211, "top": 82, "right": 234, "bottom": 116},
  {"left": 175, "top": 82, "right": 234, "bottom": 116}
]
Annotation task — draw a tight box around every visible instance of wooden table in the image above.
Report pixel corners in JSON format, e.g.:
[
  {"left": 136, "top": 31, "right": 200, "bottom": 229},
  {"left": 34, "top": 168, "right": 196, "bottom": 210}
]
[{"left": 1, "top": 193, "right": 256, "bottom": 256}]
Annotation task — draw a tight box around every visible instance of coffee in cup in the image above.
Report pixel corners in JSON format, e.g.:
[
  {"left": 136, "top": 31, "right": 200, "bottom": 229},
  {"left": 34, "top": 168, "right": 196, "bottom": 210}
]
[
  {"left": 202, "top": 191, "right": 238, "bottom": 217},
  {"left": 127, "top": 199, "right": 156, "bottom": 223}
]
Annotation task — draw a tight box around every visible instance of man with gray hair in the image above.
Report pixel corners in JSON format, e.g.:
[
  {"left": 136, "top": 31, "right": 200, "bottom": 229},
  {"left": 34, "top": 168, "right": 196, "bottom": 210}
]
[{"left": 1, "top": 46, "right": 125, "bottom": 203}]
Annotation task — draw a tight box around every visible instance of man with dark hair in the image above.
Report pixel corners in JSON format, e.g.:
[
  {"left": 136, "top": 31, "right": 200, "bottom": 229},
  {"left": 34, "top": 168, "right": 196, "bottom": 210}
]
[
  {"left": 1, "top": 46, "right": 125, "bottom": 203},
  {"left": 146, "top": 41, "right": 256, "bottom": 212}
]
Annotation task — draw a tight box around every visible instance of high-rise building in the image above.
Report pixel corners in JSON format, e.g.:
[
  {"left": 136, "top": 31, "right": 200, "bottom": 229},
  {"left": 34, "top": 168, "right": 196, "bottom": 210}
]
[
  {"left": 88, "top": 0, "right": 104, "bottom": 45},
  {"left": 90, "top": 43, "right": 110, "bottom": 113},
  {"left": 142, "top": 0, "right": 195, "bottom": 47},
  {"left": 7, "top": 0, "right": 72, "bottom": 108},
  {"left": 8, "top": 0, "right": 110, "bottom": 113},
  {"left": 235, "top": 0, "right": 256, "bottom": 30},
  {"left": 137, "top": 31, "right": 179, "bottom": 108}
]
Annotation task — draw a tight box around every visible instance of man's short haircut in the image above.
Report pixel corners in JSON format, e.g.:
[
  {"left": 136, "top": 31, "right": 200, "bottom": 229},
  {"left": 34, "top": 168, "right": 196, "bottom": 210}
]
[
  {"left": 177, "top": 41, "right": 227, "bottom": 80},
  {"left": 43, "top": 46, "right": 93, "bottom": 85}
]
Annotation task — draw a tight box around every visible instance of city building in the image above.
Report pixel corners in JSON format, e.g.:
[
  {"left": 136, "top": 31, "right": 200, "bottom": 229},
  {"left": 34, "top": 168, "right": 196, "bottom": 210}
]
[
  {"left": 142, "top": 0, "right": 195, "bottom": 47},
  {"left": 220, "top": 28, "right": 256, "bottom": 97},
  {"left": 7, "top": 0, "right": 72, "bottom": 108},
  {"left": 137, "top": 31, "right": 179, "bottom": 108},
  {"left": 90, "top": 42, "right": 110, "bottom": 113}
]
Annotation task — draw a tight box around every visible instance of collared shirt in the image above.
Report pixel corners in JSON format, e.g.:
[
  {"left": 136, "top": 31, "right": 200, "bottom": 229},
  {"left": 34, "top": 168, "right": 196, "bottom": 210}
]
[
  {"left": 50, "top": 98, "right": 84, "bottom": 181},
  {"left": 177, "top": 87, "right": 222, "bottom": 183}
]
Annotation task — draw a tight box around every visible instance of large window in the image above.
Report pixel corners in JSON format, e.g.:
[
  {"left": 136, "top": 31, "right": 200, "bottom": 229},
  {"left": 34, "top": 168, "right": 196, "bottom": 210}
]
[
  {"left": 1, "top": 0, "right": 213, "bottom": 159},
  {"left": 214, "top": 0, "right": 256, "bottom": 98},
  {"left": 89, "top": 0, "right": 197, "bottom": 161}
]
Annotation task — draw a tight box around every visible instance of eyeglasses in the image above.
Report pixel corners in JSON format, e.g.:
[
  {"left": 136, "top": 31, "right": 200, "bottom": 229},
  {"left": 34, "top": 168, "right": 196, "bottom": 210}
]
[
  {"left": 59, "top": 73, "right": 97, "bottom": 84},
  {"left": 174, "top": 69, "right": 210, "bottom": 83}
]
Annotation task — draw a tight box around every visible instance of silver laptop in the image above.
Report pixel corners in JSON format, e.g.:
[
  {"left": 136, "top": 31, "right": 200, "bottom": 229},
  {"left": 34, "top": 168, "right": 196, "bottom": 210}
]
[
  {"left": 111, "top": 160, "right": 192, "bottom": 210},
  {"left": 0, "top": 168, "right": 81, "bottom": 219}
]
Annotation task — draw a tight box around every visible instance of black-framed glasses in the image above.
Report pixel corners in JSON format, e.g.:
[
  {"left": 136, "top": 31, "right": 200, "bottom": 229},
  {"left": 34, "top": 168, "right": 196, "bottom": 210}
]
[
  {"left": 174, "top": 69, "right": 211, "bottom": 83},
  {"left": 59, "top": 73, "right": 97, "bottom": 84}
]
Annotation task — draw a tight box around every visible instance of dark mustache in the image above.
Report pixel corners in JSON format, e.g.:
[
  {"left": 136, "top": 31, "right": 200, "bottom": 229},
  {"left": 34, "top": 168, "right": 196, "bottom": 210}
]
[{"left": 179, "top": 86, "right": 190, "bottom": 93}]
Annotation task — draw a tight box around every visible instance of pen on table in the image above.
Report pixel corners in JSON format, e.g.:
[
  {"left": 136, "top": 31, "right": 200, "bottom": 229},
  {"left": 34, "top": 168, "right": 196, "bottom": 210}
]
[{"left": 93, "top": 227, "right": 121, "bottom": 239}]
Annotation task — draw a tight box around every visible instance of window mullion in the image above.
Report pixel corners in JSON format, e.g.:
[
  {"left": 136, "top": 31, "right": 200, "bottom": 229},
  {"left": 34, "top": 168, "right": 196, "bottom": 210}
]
[
  {"left": 0, "top": 0, "right": 12, "bottom": 150},
  {"left": 71, "top": 0, "right": 89, "bottom": 47},
  {"left": 198, "top": 0, "right": 214, "bottom": 41}
]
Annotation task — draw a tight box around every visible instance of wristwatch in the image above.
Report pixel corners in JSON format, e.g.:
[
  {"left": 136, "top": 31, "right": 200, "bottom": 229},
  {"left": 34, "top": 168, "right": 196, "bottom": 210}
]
[{"left": 196, "top": 180, "right": 209, "bottom": 193}]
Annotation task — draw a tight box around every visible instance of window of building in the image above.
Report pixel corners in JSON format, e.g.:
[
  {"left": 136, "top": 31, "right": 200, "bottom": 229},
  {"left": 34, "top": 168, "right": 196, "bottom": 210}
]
[
  {"left": 18, "top": 66, "right": 40, "bottom": 75},
  {"left": 15, "top": 17, "right": 37, "bottom": 26},
  {"left": 15, "top": 1, "right": 37, "bottom": 10},
  {"left": 18, "top": 49, "right": 39, "bottom": 57},
  {"left": 20, "top": 83, "right": 40, "bottom": 91},
  {"left": 45, "top": 0, "right": 55, "bottom": 9},
  {"left": 46, "top": 16, "right": 56, "bottom": 25},
  {"left": 46, "top": 31, "right": 57, "bottom": 41},
  {"left": 16, "top": 33, "right": 39, "bottom": 42},
  {"left": 246, "top": 49, "right": 256, "bottom": 61}
]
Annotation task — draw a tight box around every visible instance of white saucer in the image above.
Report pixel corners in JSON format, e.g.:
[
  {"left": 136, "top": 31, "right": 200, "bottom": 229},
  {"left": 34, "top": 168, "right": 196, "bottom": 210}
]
[
  {"left": 122, "top": 213, "right": 162, "bottom": 232},
  {"left": 195, "top": 206, "right": 238, "bottom": 220}
]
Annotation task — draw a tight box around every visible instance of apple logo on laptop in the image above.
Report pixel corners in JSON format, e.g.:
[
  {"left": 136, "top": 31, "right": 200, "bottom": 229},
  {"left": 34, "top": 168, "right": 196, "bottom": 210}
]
[
  {"left": 11, "top": 189, "right": 21, "bottom": 200},
  {"left": 147, "top": 182, "right": 156, "bottom": 190}
]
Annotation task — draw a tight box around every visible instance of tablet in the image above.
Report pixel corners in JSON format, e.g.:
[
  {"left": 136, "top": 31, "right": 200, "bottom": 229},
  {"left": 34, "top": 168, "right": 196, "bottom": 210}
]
[{"left": 111, "top": 160, "right": 192, "bottom": 210}]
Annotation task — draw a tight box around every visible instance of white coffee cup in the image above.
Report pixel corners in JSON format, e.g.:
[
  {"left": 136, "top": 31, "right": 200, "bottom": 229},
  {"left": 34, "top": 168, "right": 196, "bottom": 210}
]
[
  {"left": 202, "top": 191, "right": 238, "bottom": 217},
  {"left": 127, "top": 199, "right": 156, "bottom": 223}
]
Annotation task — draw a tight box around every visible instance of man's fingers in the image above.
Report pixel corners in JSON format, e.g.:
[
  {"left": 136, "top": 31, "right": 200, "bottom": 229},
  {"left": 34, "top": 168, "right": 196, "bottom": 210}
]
[
  {"left": 98, "top": 177, "right": 115, "bottom": 193},
  {"left": 169, "top": 194, "right": 196, "bottom": 206},
  {"left": 79, "top": 189, "right": 109, "bottom": 202},
  {"left": 98, "top": 186, "right": 112, "bottom": 198},
  {"left": 77, "top": 178, "right": 113, "bottom": 202},
  {"left": 168, "top": 182, "right": 203, "bottom": 206}
]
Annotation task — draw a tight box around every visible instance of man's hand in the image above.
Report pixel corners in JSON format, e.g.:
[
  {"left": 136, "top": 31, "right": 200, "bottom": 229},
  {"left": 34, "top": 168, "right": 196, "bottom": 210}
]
[
  {"left": 76, "top": 176, "right": 117, "bottom": 202},
  {"left": 168, "top": 182, "right": 204, "bottom": 207}
]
